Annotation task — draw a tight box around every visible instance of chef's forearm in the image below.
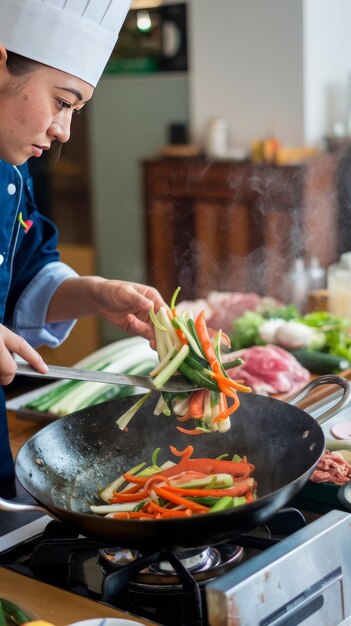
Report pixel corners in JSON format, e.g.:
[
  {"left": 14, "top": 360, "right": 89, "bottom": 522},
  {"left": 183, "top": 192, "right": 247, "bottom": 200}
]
[{"left": 46, "top": 276, "right": 103, "bottom": 322}]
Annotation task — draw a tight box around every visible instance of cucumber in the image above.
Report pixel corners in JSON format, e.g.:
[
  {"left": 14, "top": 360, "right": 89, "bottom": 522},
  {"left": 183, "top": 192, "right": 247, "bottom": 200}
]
[
  {"left": 223, "top": 358, "right": 244, "bottom": 369},
  {"left": 0, "top": 599, "right": 33, "bottom": 625},
  {"left": 289, "top": 349, "right": 350, "bottom": 374},
  {"left": 178, "top": 360, "right": 219, "bottom": 391},
  {"left": 184, "top": 353, "right": 209, "bottom": 371},
  {"left": 210, "top": 496, "right": 234, "bottom": 512}
]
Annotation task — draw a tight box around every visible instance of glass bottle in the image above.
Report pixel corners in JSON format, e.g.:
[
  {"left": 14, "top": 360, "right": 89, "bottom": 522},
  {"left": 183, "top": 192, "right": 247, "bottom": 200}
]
[{"left": 327, "top": 252, "right": 351, "bottom": 318}]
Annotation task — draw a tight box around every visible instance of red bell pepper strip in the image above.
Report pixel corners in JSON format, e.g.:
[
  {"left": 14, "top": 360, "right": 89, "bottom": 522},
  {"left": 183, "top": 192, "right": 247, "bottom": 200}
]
[
  {"left": 152, "top": 457, "right": 255, "bottom": 479},
  {"left": 169, "top": 445, "right": 194, "bottom": 459}
]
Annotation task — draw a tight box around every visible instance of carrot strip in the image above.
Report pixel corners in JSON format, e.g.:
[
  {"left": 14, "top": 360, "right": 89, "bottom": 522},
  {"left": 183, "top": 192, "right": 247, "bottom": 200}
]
[
  {"left": 245, "top": 491, "right": 255, "bottom": 503},
  {"left": 148, "top": 501, "right": 192, "bottom": 517},
  {"left": 122, "top": 473, "right": 149, "bottom": 485},
  {"left": 121, "top": 473, "right": 170, "bottom": 486},
  {"left": 213, "top": 393, "right": 240, "bottom": 422},
  {"left": 195, "top": 311, "right": 221, "bottom": 372},
  {"left": 158, "top": 509, "right": 193, "bottom": 518},
  {"left": 117, "top": 484, "right": 144, "bottom": 495},
  {"left": 110, "top": 475, "right": 171, "bottom": 502},
  {"left": 154, "top": 486, "right": 210, "bottom": 512},
  {"left": 112, "top": 511, "right": 155, "bottom": 519},
  {"left": 109, "top": 490, "right": 149, "bottom": 502},
  {"left": 176, "top": 328, "right": 188, "bottom": 344},
  {"left": 144, "top": 474, "right": 172, "bottom": 493},
  {"left": 211, "top": 372, "right": 251, "bottom": 393},
  {"left": 147, "top": 501, "right": 172, "bottom": 514},
  {"left": 166, "top": 307, "right": 188, "bottom": 342},
  {"left": 177, "top": 412, "right": 193, "bottom": 422},
  {"left": 190, "top": 389, "right": 206, "bottom": 418},
  {"left": 176, "top": 426, "right": 204, "bottom": 435}
]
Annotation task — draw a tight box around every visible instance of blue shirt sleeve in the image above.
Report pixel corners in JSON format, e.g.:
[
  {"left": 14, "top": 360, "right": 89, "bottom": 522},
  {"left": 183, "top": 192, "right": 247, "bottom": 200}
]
[{"left": 10, "top": 261, "right": 78, "bottom": 348}]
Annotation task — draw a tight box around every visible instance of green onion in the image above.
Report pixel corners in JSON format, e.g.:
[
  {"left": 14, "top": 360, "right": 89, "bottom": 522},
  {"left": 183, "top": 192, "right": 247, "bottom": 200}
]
[
  {"left": 99, "top": 461, "right": 147, "bottom": 502},
  {"left": 150, "top": 306, "right": 167, "bottom": 331},
  {"left": 116, "top": 391, "right": 152, "bottom": 430},
  {"left": 172, "top": 316, "right": 204, "bottom": 358},
  {"left": 152, "top": 344, "right": 189, "bottom": 389},
  {"left": 151, "top": 448, "right": 161, "bottom": 466},
  {"left": 170, "top": 286, "right": 181, "bottom": 310}
]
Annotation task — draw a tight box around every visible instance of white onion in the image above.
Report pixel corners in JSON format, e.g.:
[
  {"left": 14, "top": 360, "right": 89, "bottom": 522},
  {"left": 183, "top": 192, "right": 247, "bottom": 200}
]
[
  {"left": 273, "top": 321, "right": 316, "bottom": 349},
  {"left": 259, "top": 319, "right": 285, "bottom": 343}
]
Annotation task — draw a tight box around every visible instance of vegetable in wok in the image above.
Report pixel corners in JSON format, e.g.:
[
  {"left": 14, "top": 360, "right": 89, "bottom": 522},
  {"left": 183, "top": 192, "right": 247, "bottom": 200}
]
[
  {"left": 117, "top": 288, "right": 251, "bottom": 434},
  {"left": 90, "top": 445, "right": 256, "bottom": 519}
]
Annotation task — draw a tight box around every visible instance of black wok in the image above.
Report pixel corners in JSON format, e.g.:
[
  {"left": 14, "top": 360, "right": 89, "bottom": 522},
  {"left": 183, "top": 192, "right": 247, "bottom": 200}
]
[{"left": 1, "top": 375, "right": 349, "bottom": 550}]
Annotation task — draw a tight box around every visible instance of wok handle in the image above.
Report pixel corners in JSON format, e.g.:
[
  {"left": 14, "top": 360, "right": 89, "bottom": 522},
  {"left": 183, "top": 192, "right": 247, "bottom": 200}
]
[
  {"left": 287, "top": 374, "right": 351, "bottom": 425},
  {"left": 0, "top": 496, "right": 53, "bottom": 516}
]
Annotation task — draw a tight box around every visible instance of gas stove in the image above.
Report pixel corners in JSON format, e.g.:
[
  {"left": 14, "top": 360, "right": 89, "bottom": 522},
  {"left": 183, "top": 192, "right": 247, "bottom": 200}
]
[{"left": 1, "top": 495, "right": 351, "bottom": 626}]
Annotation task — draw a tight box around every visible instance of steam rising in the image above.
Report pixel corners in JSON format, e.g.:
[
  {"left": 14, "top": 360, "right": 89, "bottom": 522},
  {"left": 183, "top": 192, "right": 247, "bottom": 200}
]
[{"left": 147, "top": 152, "right": 343, "bottom": 301}]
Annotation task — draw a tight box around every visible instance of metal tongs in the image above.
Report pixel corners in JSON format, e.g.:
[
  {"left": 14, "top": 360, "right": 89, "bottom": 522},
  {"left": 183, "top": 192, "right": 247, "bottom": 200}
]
[{"left": 15, "top": 362, "right": 199, "bottom": 393}]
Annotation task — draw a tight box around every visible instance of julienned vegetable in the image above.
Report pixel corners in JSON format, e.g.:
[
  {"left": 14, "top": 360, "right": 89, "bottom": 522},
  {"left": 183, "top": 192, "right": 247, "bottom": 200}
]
[
  {"left": 289, "top": 349, "right": 350, "bottom": 374},
  {"left": 90, "top": 445, "right": 256, "bottom": 519},
  {"left": 116, "top": 288, "right": 251, "bottom": 435},
  {"left": 23, "top": 337, "right": 158, "bottom": 415}
]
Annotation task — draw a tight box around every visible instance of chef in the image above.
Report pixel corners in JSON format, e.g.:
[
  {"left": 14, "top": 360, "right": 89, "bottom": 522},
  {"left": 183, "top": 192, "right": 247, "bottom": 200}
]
[{"left": 0, "top": 0, "right": 165, "bottom": 490}]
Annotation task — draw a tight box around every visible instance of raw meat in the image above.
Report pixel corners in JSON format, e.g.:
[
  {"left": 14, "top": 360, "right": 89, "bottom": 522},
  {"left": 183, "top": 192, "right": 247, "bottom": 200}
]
[
  {"left": 222, "top": 344, "right": 310, "bottom": 396},
  {"left": 177, "top": 291, "right": 278, "bottom": 333},
  {"left": 310, "top": 450, "right": 351, "bottom": 485}
]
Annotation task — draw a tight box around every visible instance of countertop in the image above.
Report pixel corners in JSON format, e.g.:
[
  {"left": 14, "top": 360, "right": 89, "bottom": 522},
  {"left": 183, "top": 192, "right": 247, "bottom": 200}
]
[{"left": 0, "top": 568, "right": 158, "bottom": 626}]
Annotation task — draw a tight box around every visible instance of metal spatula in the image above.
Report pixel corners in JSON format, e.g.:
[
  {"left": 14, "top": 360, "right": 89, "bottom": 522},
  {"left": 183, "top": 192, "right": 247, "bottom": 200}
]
[{"left": 15, "top": 362, "right": 199, "bottom": 393}]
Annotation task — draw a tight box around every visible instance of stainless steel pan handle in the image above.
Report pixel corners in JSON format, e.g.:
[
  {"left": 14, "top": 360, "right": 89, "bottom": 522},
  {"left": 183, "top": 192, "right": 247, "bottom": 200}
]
[
  {"left": 0, "top": 497, "right": 56, "bottom": 517},
  {"left": 287, "top": 375, "right": 351, "bottom": 425}
]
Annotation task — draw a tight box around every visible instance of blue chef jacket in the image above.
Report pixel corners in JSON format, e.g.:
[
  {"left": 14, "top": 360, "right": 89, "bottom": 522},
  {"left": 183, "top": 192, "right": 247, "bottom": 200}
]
[{"left": 0, "top": 160, "right": 77, "bottom": 484}]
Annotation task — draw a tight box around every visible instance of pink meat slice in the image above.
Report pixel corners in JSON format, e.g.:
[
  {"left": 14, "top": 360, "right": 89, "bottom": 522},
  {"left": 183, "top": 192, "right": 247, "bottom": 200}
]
[{"left": 223, "top": 344, "right": 309, "bottom": 395}]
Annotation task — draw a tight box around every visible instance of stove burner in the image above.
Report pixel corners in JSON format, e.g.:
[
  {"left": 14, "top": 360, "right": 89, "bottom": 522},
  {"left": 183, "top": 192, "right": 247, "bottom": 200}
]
[
  {"left": 0, "top": 508, "right": 308, "bottom": 626},
  {"left": 99, "top": 543, "right": 244, "bottom": 584},
  {"left": 150, "top": 548, "right": 219, "bottom": 575}
]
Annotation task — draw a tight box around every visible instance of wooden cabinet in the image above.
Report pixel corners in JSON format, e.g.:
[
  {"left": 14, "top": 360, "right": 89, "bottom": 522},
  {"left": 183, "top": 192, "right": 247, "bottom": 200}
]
[{"left": 142, "top": 155, "right": 339, "bottom": 302}]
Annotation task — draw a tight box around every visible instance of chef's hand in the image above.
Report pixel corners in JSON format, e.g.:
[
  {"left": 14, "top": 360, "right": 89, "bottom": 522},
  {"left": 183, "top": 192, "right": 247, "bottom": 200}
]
[
  {"left": 0, "top": 324, "right": 48, "bottom": 386},
  {"left": 93, "top": 280, "right": 167, "bottom": 347},
  {"left": 47, "top": 278, "right": 167, "bottom": 349}
]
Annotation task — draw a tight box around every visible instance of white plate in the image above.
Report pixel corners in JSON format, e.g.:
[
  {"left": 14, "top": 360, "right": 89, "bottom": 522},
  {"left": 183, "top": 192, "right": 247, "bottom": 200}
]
[{"left": 69, "top": 619, "right": 144, "bottom": 626}]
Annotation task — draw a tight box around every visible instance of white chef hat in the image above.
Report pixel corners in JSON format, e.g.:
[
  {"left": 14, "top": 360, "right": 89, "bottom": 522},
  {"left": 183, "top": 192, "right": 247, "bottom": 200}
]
[{"left": 0, "top": 0, "right": 132, "bottom": 87}]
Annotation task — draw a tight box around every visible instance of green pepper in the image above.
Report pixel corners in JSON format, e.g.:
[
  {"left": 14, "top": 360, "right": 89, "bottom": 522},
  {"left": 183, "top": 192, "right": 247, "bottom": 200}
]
[{"left": 0, "top": 599, "right": 33, "bottom": 626}]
